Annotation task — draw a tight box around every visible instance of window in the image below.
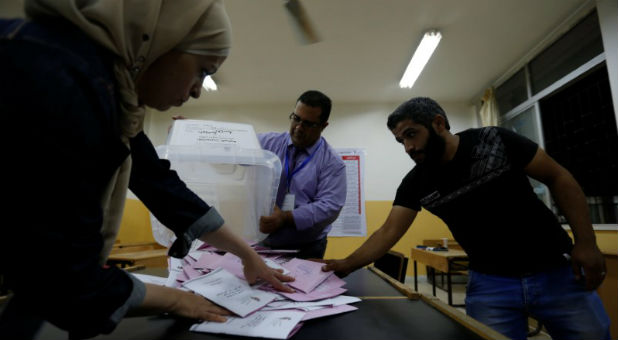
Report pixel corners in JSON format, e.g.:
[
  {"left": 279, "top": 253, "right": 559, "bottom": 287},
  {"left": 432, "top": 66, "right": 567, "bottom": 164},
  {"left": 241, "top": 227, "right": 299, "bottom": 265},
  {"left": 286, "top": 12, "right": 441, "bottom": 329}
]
[
  {"left": 494, "top": 9, "right": 617, "bottom": 225},
  {"left": 501, "top": 106, "right": 540, "bottom": 143},
  {"left": 528, "top": 11, "right": 604, "bottom": 95},
  {"left": 540, "top": 64, "right": 618, "bottom": 224},
  {"left": 495, "top": 68, "right": 527, "bottom": 115}
]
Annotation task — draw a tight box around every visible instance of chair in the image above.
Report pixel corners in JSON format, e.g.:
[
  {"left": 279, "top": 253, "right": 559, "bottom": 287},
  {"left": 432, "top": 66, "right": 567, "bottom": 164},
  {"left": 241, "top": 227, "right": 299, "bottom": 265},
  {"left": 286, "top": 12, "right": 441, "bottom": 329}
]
[{"left": 373, "top": 250, "right": 409, "bottom": 283}]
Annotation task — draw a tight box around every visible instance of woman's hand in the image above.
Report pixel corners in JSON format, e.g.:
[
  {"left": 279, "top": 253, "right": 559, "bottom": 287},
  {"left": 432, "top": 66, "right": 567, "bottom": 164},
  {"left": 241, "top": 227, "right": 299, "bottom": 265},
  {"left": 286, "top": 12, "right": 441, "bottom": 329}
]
[
  {"left": 172, "top": 289, "right": 232, "bottom": 322},
  {"left": 199, "top": 225, "right": 296, "bottom": 293},
  {"left": 242, "top": 254, "right": 295, "bottom": 293},
  {"left": 131, "top": 283, "right": 232, "bottom": 322}
]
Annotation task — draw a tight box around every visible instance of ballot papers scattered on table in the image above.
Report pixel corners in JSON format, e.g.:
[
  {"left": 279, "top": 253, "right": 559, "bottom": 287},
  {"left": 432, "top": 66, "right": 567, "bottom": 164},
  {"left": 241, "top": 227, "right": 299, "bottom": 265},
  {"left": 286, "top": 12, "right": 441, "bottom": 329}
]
[{"left": 132, "top": 242, "right": 360, "bottom": 339}]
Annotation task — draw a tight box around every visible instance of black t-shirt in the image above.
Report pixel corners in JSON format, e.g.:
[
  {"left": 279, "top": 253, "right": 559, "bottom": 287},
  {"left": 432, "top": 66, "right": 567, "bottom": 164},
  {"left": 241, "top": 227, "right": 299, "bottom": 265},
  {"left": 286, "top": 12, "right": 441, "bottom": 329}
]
[{"left": 394, "top": 127, "right": 573, "bottom": 276}]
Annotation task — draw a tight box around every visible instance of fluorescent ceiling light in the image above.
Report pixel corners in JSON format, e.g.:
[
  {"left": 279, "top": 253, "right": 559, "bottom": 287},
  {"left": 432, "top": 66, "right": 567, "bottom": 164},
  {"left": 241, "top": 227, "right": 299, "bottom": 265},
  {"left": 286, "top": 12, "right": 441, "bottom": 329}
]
[
  {"left": 202, "top": 76, "right": 218, "bottom": 91},
  {"left": 399, "top": 30, "right": 442, "bottom": 89}
]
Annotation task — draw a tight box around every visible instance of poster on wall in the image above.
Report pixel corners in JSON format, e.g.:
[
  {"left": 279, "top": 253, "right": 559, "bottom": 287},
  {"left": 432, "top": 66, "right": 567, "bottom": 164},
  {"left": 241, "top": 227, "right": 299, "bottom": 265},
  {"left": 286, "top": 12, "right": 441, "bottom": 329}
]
[{"left": 330, "top": 148, "right": 367, "bottom": 237}]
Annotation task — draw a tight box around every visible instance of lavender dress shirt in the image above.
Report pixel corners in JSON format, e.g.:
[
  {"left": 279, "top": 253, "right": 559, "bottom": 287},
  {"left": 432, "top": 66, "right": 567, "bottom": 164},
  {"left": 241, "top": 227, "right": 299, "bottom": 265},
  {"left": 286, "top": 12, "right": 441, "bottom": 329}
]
[{"left": 258, "top": 132, "right": 347, "bottom": 247}]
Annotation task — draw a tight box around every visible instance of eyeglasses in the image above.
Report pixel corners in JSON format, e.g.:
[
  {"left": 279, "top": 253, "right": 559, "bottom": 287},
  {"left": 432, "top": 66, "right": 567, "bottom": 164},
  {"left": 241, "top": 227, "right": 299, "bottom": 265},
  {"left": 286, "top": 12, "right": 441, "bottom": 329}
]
[{"left": 289, "top": 113, "right": 323, "bottom": 129}]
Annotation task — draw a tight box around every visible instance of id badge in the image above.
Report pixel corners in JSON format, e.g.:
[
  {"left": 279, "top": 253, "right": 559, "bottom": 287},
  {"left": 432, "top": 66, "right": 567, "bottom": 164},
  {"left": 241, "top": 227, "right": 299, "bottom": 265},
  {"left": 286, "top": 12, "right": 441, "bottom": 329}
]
[{"left": 281, "top": 193, "right": 295, "bottom": 211}]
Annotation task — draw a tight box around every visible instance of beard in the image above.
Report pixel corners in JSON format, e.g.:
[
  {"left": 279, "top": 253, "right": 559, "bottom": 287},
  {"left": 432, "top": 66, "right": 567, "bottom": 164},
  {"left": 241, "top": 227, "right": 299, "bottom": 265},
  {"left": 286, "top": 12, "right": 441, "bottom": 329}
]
[{"left": 410, "top": 127, "right": 446, "bottom": 166}]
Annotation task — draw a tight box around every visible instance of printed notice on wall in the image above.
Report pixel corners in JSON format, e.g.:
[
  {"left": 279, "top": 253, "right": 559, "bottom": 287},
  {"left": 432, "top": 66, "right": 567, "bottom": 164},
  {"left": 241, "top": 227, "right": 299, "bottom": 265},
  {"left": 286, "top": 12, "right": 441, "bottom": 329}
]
[
  {"left": 330, "top": 149, "right": 367, "bottom": 237},
  {"left": 167, "top": 119, "right": 260, "bottom": 148}
]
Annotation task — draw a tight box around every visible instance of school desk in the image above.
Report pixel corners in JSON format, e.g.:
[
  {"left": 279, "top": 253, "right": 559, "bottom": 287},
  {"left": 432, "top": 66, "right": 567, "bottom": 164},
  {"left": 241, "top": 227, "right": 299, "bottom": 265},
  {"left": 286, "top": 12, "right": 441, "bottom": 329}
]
[{"left": 410, "top": 247, "right": 469, "bottom": 306}]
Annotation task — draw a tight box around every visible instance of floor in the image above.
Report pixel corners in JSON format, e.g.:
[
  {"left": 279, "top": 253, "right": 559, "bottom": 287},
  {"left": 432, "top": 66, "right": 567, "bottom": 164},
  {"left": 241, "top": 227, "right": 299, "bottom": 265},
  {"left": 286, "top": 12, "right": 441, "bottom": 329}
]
[{"left": 404, "top": 274, "right": 552, "bottom": 340}]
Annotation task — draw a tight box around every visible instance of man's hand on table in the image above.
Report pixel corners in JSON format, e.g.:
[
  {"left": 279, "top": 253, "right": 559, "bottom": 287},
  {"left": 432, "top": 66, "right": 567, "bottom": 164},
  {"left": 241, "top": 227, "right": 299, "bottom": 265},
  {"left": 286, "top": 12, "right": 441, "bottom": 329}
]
[{"left": 308, "top": 258, "right": 355, "bottom": 278}]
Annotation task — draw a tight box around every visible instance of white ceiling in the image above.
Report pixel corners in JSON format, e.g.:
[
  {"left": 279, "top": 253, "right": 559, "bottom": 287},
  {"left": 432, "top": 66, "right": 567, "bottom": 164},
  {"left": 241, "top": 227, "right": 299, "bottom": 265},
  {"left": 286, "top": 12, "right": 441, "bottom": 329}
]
[{"left": 1, "top": 0, "right": 592, "bottom": 105}]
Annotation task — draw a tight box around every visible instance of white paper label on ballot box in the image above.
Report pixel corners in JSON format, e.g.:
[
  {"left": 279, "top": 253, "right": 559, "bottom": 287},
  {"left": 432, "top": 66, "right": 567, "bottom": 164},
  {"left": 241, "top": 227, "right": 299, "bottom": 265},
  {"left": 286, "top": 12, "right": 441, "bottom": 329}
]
[{"left": 166, "top": 119, "right": 260, "bottom": 148}]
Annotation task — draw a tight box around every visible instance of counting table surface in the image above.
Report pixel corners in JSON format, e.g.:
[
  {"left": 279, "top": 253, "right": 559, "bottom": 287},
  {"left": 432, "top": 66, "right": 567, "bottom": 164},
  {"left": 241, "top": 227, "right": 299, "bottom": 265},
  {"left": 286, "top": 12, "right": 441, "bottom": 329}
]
[{"left": 32, "top": 267, "right": 506, "bottom": 340}]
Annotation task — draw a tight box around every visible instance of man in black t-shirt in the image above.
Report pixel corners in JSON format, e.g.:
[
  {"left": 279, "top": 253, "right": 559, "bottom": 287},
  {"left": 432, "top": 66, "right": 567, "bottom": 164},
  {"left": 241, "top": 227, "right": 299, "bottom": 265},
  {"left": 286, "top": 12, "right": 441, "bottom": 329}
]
[{"left": 322, "top": 97, "right": 609, "bottom": 340}]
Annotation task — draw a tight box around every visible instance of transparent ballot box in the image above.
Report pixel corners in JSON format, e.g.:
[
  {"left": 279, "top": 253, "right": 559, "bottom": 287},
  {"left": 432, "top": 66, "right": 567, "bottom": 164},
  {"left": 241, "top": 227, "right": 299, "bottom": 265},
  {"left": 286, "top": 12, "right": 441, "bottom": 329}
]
[{"left": 151, "top": 144, "right": 281, "bottom": 248}]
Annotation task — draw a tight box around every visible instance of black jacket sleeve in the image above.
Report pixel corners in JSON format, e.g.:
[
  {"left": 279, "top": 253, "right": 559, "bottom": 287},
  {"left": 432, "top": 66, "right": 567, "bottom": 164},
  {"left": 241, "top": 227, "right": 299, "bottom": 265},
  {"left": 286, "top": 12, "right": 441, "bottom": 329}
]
[{"left": 129, "top": 132, "right": 223, "bottom": 258}]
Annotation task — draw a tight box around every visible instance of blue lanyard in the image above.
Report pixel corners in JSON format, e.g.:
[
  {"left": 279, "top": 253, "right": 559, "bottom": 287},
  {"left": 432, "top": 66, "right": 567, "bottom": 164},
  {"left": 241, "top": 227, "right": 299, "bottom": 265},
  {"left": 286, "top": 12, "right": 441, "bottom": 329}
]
[{"left": 285, "top": 139, "right": 323, "bottom": 192}]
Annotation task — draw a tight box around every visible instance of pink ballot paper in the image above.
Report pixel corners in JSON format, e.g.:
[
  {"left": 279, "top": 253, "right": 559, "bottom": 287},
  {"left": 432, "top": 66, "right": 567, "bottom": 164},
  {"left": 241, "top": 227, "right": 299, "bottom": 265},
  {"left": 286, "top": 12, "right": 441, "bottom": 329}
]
[
  {"left": 211, "top": 252, "right": 245, "bottom": 279},
  {"left": 182, "top": 264, "right": 203, "bottom": 281},
  {"left": 282, "top": 258, "right": 334, "bottom": 293},
  {"left": 278, "top": 274, "right": 347, "bottom": 302},
  {"left": 194, "top": 251, "right": 223, "bottom": 270}
]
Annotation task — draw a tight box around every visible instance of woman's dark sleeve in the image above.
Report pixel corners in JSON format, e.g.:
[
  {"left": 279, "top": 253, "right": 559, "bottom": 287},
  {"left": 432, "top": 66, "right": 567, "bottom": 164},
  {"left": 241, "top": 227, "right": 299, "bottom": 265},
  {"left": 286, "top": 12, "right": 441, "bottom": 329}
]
[{"left": 128, "top": 132, "right": 225, "bottom": 258}]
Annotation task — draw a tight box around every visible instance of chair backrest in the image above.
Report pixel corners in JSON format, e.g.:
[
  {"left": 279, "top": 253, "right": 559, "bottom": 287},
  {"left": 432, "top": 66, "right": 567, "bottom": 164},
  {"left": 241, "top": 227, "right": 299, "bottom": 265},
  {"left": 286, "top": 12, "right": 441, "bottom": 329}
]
[{"left": 373, "top": 250, "right": 409, "bottom": 283}]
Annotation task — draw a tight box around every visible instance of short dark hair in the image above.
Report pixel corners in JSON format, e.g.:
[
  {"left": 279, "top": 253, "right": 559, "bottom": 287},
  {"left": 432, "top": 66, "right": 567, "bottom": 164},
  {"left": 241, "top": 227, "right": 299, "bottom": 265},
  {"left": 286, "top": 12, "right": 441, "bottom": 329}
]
[
  {"left": 387, "top": 97, "right": 450, "bottom": 131},
  {"left": 297, "top": 90, "right": 332, "bottom": 122}
]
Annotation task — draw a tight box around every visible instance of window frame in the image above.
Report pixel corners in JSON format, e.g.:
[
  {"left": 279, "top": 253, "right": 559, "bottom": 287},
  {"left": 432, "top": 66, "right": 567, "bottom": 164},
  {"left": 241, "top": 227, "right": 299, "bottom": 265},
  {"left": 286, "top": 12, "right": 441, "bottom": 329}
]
[{"left": 497, "top": 54, "right": 617, "bottom": 230}]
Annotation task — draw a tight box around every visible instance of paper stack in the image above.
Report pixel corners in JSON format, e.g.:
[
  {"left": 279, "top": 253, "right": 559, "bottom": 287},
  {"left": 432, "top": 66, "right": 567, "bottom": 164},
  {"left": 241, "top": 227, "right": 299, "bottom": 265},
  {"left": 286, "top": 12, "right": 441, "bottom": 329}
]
[{"left": 134, "top": 243, "right": 359, "bottom": 339}]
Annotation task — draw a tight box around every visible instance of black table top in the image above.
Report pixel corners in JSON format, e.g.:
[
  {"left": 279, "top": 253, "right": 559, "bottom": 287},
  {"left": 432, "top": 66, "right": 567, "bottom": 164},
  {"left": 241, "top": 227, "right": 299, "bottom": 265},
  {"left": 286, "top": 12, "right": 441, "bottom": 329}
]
[{"left": 32, "top": 268, "right": 486, "bottom": 340}]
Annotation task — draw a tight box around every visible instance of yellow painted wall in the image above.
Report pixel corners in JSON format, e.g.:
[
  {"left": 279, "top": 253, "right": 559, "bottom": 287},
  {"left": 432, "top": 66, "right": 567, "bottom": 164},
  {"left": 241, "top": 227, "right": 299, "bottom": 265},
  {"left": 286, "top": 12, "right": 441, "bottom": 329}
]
[
  {"left": 119, "top": 199, "right": 617, "bottom": 278},
  {"left": 117, "top": 199, "right": 155, "bottom": 244},
  {"left": 567, "top": 230, "right": 618, "bottom": 255}
]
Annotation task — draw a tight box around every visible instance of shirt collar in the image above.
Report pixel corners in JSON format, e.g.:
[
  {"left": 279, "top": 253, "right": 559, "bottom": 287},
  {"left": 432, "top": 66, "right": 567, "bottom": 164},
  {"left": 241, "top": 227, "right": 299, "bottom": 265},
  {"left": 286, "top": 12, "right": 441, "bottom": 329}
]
[{"left": 286, "top": 135, "right": 322, "bottom": 154}]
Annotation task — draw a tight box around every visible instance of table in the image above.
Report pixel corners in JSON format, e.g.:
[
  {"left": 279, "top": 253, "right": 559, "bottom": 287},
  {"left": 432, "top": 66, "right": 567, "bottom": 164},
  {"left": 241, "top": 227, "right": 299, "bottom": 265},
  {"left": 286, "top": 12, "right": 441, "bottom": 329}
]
[
  {"left": 422, "top": 239, "right": 463, "bottom": 250},
  {"left": 410, "top": 247, "right": 469, "bottom": 306},
  {"left": 107, "top": 248, "right": 169, "bottom": 268},
  {"left": 30, "top": 267, "right": 506, "bottom": 339}
]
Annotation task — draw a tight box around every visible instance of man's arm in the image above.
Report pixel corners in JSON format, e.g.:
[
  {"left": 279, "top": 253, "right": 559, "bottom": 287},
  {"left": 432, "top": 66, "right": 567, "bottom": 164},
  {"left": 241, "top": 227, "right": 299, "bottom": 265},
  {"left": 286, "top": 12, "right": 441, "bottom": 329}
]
[
  {"left": 525, "top": 147, "right": 606, "bottom": 290},
  {"left": 321, "top": 206, "right": 417, "bottom": 276}
]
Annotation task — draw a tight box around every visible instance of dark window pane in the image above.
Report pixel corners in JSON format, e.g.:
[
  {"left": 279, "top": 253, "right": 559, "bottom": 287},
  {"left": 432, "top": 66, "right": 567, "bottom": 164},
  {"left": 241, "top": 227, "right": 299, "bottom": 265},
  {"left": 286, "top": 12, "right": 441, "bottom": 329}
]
[
  {"left": 495, "top": 68, "right": 527, "bottom": 115},
  {"left": 529, "top": 11, "right": 604, "bottom": 95},
  {"left": 540, "top": 64, "right": 618, "bottom": 223},
  {"left": 501, "top": 106, "right": 539, "bottom": 143},
  {"left": 501, "top": 107, "right": 548, "bottom": 205}
]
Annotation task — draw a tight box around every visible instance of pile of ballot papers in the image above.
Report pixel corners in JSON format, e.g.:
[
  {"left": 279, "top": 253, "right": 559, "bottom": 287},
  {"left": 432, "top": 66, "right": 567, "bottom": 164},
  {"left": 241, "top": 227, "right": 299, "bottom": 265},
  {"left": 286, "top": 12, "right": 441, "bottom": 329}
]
[{"left": 133, "top": 242, "right": 360, "bottom": 339}]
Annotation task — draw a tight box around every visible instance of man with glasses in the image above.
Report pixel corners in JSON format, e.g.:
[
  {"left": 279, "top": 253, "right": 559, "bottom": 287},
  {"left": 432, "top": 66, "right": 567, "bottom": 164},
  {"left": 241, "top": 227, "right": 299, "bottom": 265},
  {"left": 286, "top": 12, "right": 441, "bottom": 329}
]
[{"left": 258, "top": 90, "right": 346, "bottom": 259}]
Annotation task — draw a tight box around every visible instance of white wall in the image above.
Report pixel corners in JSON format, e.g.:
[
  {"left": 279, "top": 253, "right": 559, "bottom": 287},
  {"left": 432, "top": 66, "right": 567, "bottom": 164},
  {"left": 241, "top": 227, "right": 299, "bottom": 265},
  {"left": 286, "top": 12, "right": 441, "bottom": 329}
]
[{"left": 144, "top": 100, "right": 478, "bottom": 201}]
